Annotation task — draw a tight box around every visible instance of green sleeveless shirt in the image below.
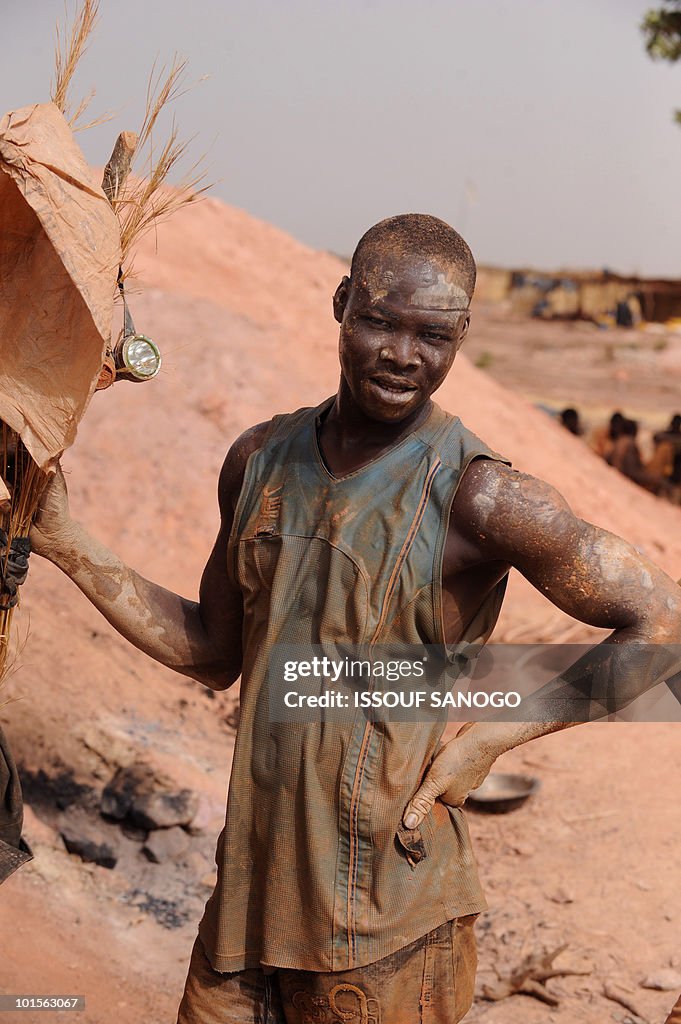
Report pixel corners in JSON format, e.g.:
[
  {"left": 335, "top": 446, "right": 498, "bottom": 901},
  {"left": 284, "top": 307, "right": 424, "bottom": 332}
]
[{"left": 199, "top": 396, "right": 510, "bottom": 972}]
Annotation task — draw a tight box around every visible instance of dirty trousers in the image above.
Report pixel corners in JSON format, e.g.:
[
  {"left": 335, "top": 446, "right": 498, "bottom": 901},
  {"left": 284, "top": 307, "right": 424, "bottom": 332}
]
[{"left": 176, "top": 917, "right": 478, "bottom": 1024}]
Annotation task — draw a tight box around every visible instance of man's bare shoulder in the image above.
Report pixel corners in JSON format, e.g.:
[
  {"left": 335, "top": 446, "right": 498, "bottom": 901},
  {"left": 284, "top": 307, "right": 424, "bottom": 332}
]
[
  {"left": 217, "top": 420, "right": 272, "bottom": 516},
  {"left": 451, "top": 457, "right": 574, "bottom": 559}
]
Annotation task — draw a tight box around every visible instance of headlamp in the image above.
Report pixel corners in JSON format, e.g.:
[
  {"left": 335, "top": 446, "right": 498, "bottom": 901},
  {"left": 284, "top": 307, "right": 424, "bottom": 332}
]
[
  {"left": 95, "top": 282, "right": 162, "bottom": 390},
  {"left": 112, "top": 332, "right": 162, "bottom": 381}
]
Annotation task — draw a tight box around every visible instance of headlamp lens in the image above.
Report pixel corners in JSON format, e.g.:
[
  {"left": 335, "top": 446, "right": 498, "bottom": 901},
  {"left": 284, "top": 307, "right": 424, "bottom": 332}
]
[{"left": 122, "top": 335, "right": 162, "bottom": 379}]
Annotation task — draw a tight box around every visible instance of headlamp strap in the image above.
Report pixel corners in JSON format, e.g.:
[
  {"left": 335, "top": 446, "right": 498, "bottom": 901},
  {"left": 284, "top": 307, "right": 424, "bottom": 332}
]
[{"left": 117, "top": 266, "right": 137, "bottom": 339}]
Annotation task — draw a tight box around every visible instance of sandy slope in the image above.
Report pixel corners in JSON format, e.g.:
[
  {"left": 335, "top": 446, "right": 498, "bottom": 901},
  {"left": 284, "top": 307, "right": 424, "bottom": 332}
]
[{"left": 1, "top": 196, "right": 679, "bottom": 1024}]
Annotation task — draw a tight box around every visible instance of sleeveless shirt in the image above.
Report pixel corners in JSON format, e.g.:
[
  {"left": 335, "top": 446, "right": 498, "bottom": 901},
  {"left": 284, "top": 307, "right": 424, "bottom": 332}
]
[{"left": 198, "top": 396, "right": 510, "bottom": 972}]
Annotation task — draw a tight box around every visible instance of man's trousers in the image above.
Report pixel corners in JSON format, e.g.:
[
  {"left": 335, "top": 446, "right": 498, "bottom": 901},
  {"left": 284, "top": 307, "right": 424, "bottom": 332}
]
[{"left": 177, "top": 915, "right": 478, "bottom": 1024}]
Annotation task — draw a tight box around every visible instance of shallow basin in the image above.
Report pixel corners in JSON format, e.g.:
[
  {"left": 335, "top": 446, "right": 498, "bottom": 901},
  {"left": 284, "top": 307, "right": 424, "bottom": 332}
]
[{"left": 466, "top": 772, "right": 540, "bottom": 813}]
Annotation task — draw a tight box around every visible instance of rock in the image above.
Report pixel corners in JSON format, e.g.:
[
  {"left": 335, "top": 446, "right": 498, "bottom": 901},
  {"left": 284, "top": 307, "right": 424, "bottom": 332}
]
[
  {"left": 186, "top": 794, "right": 225, "bottom": 836},
  {"left": 60, "top": 826, "right": 117, "bottom": 869},
  {"left": 641, "top": 968, "right": 681, "bottom": 991},
  {"left": 130, "top": 789, "right": 198, "bottom": 830},
  {"left": 101, "top": 762, "right": 198, "bottom": 829},
  {"left": 101, "top": 763, "right": 158, "bottom": 820},
  {"left": 142, "top": 826, "right": 191, "bottom": 864},
  {"left": 76, "top": 723, "right": 135, "bottom": 773},
  {"left": 120, "top": 822, "right": 149, "bottom": 843}
]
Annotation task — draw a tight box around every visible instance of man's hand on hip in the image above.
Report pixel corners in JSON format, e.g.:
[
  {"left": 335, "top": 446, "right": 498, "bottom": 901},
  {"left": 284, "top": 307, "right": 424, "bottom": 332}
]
[{"left": 402, "top": 723, "right": 503, "bottom": 828}]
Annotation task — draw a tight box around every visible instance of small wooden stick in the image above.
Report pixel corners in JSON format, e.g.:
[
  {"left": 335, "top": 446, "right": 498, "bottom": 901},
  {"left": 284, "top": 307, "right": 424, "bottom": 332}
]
[{"left": 101, "top": 131, "right": 138, "bottom": 205}]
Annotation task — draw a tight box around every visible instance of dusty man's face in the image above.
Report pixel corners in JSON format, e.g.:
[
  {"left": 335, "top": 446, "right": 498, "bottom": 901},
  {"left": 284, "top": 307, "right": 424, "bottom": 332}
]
[{"left": 333, "top": 255, "right": 471, "bottom": 423}]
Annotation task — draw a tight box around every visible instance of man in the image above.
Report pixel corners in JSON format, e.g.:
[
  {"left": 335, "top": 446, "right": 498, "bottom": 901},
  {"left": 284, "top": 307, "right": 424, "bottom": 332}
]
[
  {"left": 610, "top": 418, "right": 670, "bottom": 496},
  {"left": 559, "top": 406, "right": 582, "bottom": 436},
  {"left": 652, "top": 414, "right": 681, "bottom": 495},
  {"left": 30, "top": 215, "right": 681, "bottom": 1023},
  {"left": 589, "top": 410, "right": 624, "bottom": 460}
]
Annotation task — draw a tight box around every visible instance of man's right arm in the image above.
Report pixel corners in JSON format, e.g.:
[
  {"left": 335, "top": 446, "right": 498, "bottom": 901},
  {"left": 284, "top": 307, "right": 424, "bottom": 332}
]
[{"left": 29, "top": 421, "right": 271, "bottom": 690}]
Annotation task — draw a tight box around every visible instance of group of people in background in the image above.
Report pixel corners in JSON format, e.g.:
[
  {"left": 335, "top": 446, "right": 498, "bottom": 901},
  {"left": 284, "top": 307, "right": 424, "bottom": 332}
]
[{"left": 559, "top": 408, "right": 681, "bottom": 503}]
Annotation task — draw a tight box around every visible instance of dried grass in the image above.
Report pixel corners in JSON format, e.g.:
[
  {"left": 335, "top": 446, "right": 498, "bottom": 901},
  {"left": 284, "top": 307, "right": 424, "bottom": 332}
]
[
  {"left": 52, "top": 0, "right": 98, "bottom": 116},
  {"left": 52, "top": 4, "right": 209, "bottom": 274},
  {"left": 115, "top": 58, "right": 210, "bottom": 274},
  {"left": 52, "top": 0, "right": 112, "bottom": 131}
]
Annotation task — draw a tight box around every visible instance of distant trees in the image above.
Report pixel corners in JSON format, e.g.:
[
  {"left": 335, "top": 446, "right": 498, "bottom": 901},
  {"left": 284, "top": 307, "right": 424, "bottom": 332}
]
[{"left": 642, "top": 1, "right": 681, "bottom": 122}]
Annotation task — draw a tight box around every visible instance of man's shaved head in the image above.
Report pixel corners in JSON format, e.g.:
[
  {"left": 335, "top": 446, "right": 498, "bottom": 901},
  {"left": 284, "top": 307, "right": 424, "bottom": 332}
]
[
  {"left": 332, "top": 214, "right": 476, "bottom": 425},
  {"left": 349, "top": 214, "right": 476, "bottom": 300}
]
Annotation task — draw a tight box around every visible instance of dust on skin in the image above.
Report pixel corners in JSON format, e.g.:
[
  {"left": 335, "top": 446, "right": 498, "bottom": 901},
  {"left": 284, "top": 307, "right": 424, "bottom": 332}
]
[
  {"left": 363, "top": 265, "right": 395, "bottom": 303},
  {"left": 470, "top": 492, "right": 495, "bottom": 535},
  {"left": 459, "top": 461, "right": 678, "bottom": 635},
  {"left": 471, "top": 465, "right": 574, "bottom": 548},
  {"left": 451, "top": 464, "right": 681, "bottom": 719},
  {"left": 511, "top": 472, "right": 568, "bottom": 525},
  {"left": 640, "top": 570, "right": 654, "bottom": 590},
  {"left": 563, "top": 534, "right": 625, "bottom": 619},
  {"left": 128, "top": 575, "right": 234, "bottom": 680},
  {"left": 74, "top": 553, "right": 124, "bottom": 602},
  {"left": 129, "top": 573, "right": 174, "bottom": 641},
  {"left": 71, "top": 555, "right": 205, "bottom": 670},
  {"left": 567, "top": 530, "right": 678, "bottom": 635},
  {"left": 589, "top": 534, "right": 628, "bottom": 586},
  {"left": 409, "top": 272, "right": 469, "bottom": 310},
  {"left": 362, "top": 260, "right": 470, "bottom": 310}
]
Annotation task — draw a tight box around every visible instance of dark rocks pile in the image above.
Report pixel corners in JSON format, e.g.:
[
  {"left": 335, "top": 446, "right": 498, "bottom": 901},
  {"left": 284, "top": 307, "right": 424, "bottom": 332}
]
[
  {"left": 55, "top": 761, "right": 203, "bottom": 868},
  {"left": 20, "top": 760, "right": 219, "bottom": 928},
  {"left": 60, "top": 828, "right": 117, "bottom": 869},
  {"left": 102, "top": 761, "right": 197, "bottom": 825}
]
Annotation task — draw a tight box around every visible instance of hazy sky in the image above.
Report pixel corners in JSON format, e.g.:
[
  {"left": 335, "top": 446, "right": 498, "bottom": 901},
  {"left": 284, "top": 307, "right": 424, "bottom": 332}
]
[{"left": 3, "top": 0, "right": 681, "bottom": 275}]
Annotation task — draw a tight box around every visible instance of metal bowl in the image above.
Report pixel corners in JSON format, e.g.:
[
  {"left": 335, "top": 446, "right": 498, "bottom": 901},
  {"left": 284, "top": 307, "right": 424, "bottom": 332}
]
[{"left": 466, "top": 772, "right": 540, "bottom": 813}]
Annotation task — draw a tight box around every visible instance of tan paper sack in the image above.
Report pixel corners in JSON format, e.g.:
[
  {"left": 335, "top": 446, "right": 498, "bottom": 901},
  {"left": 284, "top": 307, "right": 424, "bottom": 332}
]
[{"left": 0, "top": 102, "right": 119, "bottom": 469}]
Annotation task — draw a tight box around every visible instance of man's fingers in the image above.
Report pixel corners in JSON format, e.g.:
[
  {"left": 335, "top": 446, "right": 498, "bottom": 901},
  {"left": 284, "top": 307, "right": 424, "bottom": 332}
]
[{"left": 403, "top": 773, "right": 446, "bottom": 829}]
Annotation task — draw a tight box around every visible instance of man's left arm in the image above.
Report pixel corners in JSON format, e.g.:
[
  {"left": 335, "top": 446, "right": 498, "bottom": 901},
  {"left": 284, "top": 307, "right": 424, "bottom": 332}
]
[{"left": 403, "top": 460, "right": 681, "bottom": 828}]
